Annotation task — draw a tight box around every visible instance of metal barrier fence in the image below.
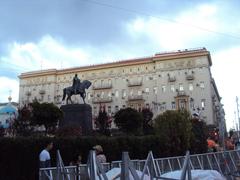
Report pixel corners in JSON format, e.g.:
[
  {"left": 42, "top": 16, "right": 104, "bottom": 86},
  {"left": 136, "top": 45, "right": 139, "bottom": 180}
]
[{"left": 39, "top": 149, "right": 240, "bottom": 180}]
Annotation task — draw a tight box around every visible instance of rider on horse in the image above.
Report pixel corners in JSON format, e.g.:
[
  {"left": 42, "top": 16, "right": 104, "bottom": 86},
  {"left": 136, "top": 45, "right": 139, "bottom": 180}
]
[{"left": 72, "top": 74, "right": 80, "bottom": 95}]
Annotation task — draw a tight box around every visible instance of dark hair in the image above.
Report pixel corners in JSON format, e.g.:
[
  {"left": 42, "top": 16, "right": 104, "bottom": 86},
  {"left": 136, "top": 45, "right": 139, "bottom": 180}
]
[{"left": 45, "top": 140, "right": 53, "bottom": 148}]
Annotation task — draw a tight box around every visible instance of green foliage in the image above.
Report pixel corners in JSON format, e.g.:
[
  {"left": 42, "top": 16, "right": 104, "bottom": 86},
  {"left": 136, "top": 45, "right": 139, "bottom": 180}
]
[
  {"left": 190, "top": 118, "right": 208, "bottom": 154},
  {"left": 0, "top": 136, "right": 175, "bottom": 180},
  {"left": 114, "top": 108, "right": 143, "bottom": 135},
  {"left": 141, "top": 108, "right": 154, "bottom": 135},
  {"left": 31, "top": 101, "right": 63, "bottom": 134},
  {"left": 154, "top": 110, "right": 192, "bottom": 155},
  {"left": 95, "top": 107, "right": 110, "bottom": 135},
  {"left": 13, "top": 105, "right": 34, "bottom": 136}
]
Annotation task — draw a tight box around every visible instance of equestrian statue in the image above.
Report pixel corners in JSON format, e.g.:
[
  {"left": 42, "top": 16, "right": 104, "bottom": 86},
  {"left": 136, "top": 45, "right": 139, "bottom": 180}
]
[{"left": 62, "top": 74, "right": 92, "bottom": 104}]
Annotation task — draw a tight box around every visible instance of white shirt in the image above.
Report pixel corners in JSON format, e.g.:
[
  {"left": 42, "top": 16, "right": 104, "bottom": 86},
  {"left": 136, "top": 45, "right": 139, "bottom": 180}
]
[{"left": 39, "top": 149, "right": 50, "bottom": 161}]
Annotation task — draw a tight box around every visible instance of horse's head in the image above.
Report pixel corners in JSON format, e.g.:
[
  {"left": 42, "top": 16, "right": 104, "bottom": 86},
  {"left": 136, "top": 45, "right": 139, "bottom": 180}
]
[{"left": 81, "top": 80, "right": 92, "bottom": 89}]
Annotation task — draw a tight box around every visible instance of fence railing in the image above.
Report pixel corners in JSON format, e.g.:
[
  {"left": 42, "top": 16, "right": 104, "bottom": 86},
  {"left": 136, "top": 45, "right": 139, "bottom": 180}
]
[{"left": 40, "top": 149, "right": 240, "bottom": 180}]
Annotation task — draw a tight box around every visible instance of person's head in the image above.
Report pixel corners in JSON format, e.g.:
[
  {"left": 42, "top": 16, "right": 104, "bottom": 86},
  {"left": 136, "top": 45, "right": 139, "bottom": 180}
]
[
  {"left": 75, "top": 74, "right": 78, "bottom": 77},
  {"left": 45, "top": 141, "right": 53, "bottom": 151},
  {"left": 77, "top": 155, "right": 82, "bottom": 162},
  {"left": 93, "top": 145, "right": 103, "bottom": 154}
]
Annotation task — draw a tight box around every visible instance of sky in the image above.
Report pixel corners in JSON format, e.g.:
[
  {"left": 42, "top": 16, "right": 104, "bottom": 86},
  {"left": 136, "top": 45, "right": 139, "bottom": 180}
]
[{"left": 0, "top": 0, "right": 240, "bottom": 130}]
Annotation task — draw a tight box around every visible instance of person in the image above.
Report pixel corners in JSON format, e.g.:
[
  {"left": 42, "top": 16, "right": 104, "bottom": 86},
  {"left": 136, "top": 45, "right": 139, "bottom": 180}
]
[
  {"left": 225, "top": 136, "right": 235, "bottom": 150},
  {"left": 207, "top": 137, "right": 218, "bottom": 152},
  {"left": 72, "top": 74, "right": 80, "bottom": 95},
  {"left": 39, "top": 141, "right": 53, "bottom": 180},
  {"left": 39, "top": 141, "right": 53, "bottom": 168},
  {"left": 69, "top": 154, "right": 82, "bottom": 166},
  {"left": 93, "top": 145, "right": 106, "bottom": 163}
]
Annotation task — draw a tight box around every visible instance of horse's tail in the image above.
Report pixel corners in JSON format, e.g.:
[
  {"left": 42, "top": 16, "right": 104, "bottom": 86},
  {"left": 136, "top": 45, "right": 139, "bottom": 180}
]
[{"left": 62, "top": 88, "right": 66, "bottom": 101}]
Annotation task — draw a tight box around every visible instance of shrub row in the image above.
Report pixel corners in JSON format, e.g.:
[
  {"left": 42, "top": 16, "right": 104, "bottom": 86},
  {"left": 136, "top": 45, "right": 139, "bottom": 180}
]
[{"left": 0, "top": 136, "right": 206, "bottom": 180}]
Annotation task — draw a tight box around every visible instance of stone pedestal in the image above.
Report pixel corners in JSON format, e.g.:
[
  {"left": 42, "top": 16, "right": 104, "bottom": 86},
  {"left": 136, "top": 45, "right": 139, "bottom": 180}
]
[{"left": 60, "top": 104, "right": 92, "bottom": 135}]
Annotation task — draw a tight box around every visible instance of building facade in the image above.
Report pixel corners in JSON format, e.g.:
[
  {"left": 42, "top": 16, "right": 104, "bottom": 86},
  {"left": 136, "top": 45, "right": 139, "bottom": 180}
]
[{"left": 18, "top": 48, "right": 224, "bottom": 127}]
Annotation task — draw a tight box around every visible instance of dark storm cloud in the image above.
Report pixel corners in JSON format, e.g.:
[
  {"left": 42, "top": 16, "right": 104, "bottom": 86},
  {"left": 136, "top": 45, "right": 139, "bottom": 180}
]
[{"left": 0, "top": 0, "right": 211, "bottom": 47}]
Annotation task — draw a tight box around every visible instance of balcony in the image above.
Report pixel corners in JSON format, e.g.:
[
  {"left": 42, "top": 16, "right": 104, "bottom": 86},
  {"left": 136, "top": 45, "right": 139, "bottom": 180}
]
[
  {"left": 25, "top": 91, "right": 31, "bottom": 96},
  {"left": 186, "top": 74, "right": 194, "bottom": 80},
  {"left": 168, "top": 77, "right": 176, "bottom": 82},
  {"left": 92, "top": 97, "right": 112, "bottom": 104},
  {"left": 92, "top": 83, "right": 112, "bottom": 90},
  {"left": 39, "top": 89, "right": 46, "bottom": 95},
  {"left": 128, "top": 95, "right": 143, "bottom": 101},
  {"left": 177, "top": 91, "right": 186, "bottom": 96},
  {"left": 127, "top": 79, "right": 142, "bottom": 87}
]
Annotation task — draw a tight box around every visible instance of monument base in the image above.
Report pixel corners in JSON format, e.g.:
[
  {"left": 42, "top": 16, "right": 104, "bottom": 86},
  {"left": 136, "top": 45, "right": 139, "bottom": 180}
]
[{"left": 60, "top": 104, "right": 92, "bottom": 135}]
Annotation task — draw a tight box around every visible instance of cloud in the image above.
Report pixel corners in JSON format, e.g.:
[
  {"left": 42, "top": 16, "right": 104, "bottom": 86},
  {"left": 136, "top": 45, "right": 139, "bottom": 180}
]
[
  {"left": 125, "top": 4, "right": 219, "bottom": 50},
  {"left": 1, "top": 35, "right": 93, "bottom": 72},
  {"left": 211, "top": 46, "right": 240, "bottom": 130},
  {"left": 0, "top": 76, "right": 19, "bottom": 103}
]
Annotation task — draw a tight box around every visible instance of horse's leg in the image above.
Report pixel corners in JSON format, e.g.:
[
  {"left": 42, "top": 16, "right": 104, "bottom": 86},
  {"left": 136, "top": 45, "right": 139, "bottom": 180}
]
[
  {"left": 69, "top": 95, "right": 73, "bottom": 104},
  {"left": 81, "top": 92, "right": 86, "bottom": 104}
]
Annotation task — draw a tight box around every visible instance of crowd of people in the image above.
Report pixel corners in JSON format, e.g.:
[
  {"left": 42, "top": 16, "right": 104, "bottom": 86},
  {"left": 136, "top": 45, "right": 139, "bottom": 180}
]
[
  {"left": 207, "top": 132, "right": 240, "bottom": 152},
  {"left": 39, "top": 142, "right": 107, "bottom": 169}
]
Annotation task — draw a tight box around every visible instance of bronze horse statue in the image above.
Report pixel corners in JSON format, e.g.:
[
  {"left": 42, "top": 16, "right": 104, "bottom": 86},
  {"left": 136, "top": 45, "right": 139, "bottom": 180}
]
[{"left": 62, "top": 80, "right": 91, "bottom": 104}]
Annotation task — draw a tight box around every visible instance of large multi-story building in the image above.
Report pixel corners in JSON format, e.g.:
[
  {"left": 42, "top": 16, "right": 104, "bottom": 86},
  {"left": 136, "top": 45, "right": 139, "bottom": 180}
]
[{"left": 18, "top": 48, "right": 224, "bottom": 127}]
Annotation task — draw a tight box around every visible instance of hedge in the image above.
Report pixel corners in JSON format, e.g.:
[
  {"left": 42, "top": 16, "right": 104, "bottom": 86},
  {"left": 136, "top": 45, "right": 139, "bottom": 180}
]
[{"left": 0, "top": 136, "right": 203, "bottom": 180}]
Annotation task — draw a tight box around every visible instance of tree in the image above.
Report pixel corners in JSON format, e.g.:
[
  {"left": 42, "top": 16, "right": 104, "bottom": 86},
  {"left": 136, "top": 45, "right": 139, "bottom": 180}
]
[
  {"left": 13, "top": 105, "right": 34, "bottom": 136},
  {"left": 95, "top": 106, "right": 111, "bottom": 135},
  {"left": 114, "top": 107, "right": 143, "bottom": 135},
  {"left": 30, "top": 101, "right": 63, "bottom": 134},
  {"left": 154, "top": 110, "right": 192, "bottom": 155},
  {"left": 190, "top": 118, "right": 208, "bottom": 154},
  {"left": 141, "top": 108, "right": 154, "bottom": 135}
]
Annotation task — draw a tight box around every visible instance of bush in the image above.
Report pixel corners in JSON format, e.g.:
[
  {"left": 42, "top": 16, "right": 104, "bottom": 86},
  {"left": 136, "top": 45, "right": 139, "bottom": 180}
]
[
  {"left": 114, "top": 108, "right": 143, "bottom": 135},
  {"left": 0, "top": 135, "right": 178, "bottom": 180},
  {"left": 190, "top": 118, "right": 208, "bottom": 154},
  {"left": 154, "top": 110, "right": 192, "bottom": 155}
]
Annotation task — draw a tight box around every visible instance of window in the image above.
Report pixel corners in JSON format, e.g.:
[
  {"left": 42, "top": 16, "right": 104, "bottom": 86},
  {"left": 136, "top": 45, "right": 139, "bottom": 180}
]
[
  {"left": 101, "top": 91, "right": 104, "bottom": 98},
  {"left": 108, "top": 106, "right": 111, "bottom": 114},
  {"left": 108, "top": 79, "right": 111, "bottom": 85},
  {"left": 162, "top": 85, "right": 166, "bottom": 92},
  {"left": 201, "top": 99, "right": 206, "bottom": 108},
  {"left": 171, "top": 102, "right": 176, "bottom": 109},
  {"left": 115, "top": 105, "right": 119, "bottom": 111},
  {"left": 145, "top": 87, "right": 149, "bottom": 93},
  {"left": 189, "top": 83, "right": 193, "bottom": 91},
  {"left": 160, "top": 103, "right": 166, "bottom": 111},
  {"left": 130, "top": 89, "right": 134, "bottom": 96},
  {"left": 48, "top": 95, "right": 51, "bottom": 101},
  {"left": 138, "top": 90, "right": 142, "bottom": 95},
  {"left": 153, "top": 87, "right": 157, "bottom": 94},
  {"left": 170, "top": 85, "right": 175, "bottom": 92},
  {"left": 190, "top": 98, "right": 194, "bottom": 109},
  {"left": 88, "top": 93, "right": 91, "bottom": 100},
  {"left": 115, "top": 90, "right": 119, "bottom": 97},
  {"left": 108, "top": 92, "right": 111, "bottom": 97},
  {"left": 200, "top": 82, "right": 205, "bottom": 89},
  {"left": 94, "top": 80, "right": 98, "bottom": 86},
  {"left": 179, "top": 83, "right": 184, "bottom": 91},
  {"left": 122, "top": 89, "right": 126, "bottom": 97},
  {"left": 179, "top": 99, "right": 186, "bottom": 109}
]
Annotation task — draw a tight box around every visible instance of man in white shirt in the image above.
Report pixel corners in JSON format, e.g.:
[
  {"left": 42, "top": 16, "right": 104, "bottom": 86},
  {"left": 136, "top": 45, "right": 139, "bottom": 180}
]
[
  {"left": 39, "top": 141, "right": 53, "bottom": 168},
  {"left": 39, "top": 141, "right": 53, "bottom": 179}
]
